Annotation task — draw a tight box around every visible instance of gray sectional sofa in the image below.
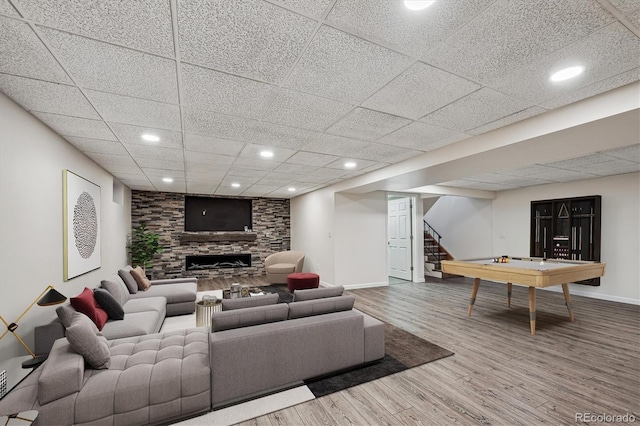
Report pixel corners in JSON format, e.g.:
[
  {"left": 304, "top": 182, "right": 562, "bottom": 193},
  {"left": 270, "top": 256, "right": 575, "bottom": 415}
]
[{"left": 0, "top": 286, "right": 385, "bottom": 425}]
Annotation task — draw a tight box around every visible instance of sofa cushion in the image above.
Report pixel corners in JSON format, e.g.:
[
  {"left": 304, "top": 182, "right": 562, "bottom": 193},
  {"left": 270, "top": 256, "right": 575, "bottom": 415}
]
[
  {"left": 101, "top": 274, "right": 130, "bottom": 306},
  {"left": 222, "top": 293, "right": 278, "bottom": 311},
  {"left": 292, "top": 286, "right": 344, "bottom": 302},
  {"left": 70, "top": 287, "right": 109, "bottom": 330},
  {"left": 130, "top": 266, "right": 152, "bottom": 291},
  {"left": 211, "top": 304, "right": 289, "bottom": 332},
  {"left": 56, "top": 304, "right": 77, "bottom": 328},
  {"left": 288, "top": 295, "right": 355, "bottom": 319},
  {"left": 267, "top": 263, "right": 296, "bottom": 274},
  {"left": 94, "top": 288, "right": 125, "bottom": 320},
  {"left": 118, "top": 266, "right": 138, "bottom": 294},
  {"left": 129, "top": 281, "right": 197, "bottom": 305},
  {"left": 38, "top": 338, "right": 85, "bottom": 405},
  {"left": 65, "top": 313, "right": 111, "bottom": 370}
]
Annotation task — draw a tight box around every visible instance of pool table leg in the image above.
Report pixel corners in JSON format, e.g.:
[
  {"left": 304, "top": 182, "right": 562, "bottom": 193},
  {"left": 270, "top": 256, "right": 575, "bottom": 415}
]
[
  {"left": 562, "top": 283, "right": 575, "bottom": 322},
  {"left": 528, "top": 287, "right": 536, "bottom": 335},
  {"left": 468, "top": 278, "right": 480, "bottom": 316},
  {"left": 507, "top": 282, "right": 512, "bottom": 307}
]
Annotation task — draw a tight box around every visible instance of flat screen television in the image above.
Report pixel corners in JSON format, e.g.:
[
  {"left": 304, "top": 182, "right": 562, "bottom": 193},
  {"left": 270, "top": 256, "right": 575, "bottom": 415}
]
[{"left": 184, "top": 196, "right": 252, "bottom": 232}]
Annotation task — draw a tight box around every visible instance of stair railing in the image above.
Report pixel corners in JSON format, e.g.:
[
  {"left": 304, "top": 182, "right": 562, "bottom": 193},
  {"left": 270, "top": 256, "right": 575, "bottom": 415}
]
[{"left": 423, "top": 220, "right": 443, "bottom": 271}]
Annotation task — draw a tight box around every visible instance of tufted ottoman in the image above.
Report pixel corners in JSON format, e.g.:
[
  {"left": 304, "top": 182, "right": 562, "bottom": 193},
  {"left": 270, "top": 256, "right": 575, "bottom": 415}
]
[{"left": 287, "top": 272, "right": 320, "bottom": 292}]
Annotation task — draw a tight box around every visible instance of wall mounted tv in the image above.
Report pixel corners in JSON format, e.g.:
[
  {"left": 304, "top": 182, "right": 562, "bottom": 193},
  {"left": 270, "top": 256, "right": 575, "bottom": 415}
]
[{"left": 184, "top": 196, "right": 252, "bottom": 232}]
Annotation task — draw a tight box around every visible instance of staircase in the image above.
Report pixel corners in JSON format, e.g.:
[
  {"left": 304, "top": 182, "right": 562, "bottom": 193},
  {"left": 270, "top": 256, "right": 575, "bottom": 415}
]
[{"left": 424, "top": 221, "right": 453, "bottom": 279}]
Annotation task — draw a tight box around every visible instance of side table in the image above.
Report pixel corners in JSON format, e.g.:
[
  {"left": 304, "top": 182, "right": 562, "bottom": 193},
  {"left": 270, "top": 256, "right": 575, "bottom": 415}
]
[{"left": 0, "top": 355, "right": 33, "bottom": 400}]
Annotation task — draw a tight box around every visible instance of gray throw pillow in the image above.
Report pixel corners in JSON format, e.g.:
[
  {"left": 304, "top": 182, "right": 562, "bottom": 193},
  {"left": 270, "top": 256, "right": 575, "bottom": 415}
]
[
  {"left": 93, "top": 288, "right": 124, "bottom": 320},
  {"left": 292, "top": 286, "right": 344, "bottom": 302},
  {"left": 118, "top": 267, "right": 138, "bottom": 294},
  {"left": 65, "top": 313, "right": 111, "bottom": 369},
  {"left": 56, "top": 304, "right": 77, "bottom": 328},
  {"left": 101, "top": 274, "right": 130, "bottom": 306}
]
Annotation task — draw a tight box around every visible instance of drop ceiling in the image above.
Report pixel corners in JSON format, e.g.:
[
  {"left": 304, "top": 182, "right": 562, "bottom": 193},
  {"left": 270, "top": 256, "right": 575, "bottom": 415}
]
[{"left": 0, "top": 0, "right": 638, "bottom": 198}]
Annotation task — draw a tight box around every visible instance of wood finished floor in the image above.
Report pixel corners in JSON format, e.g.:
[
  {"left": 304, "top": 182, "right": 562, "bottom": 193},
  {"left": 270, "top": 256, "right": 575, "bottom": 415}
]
[{"left": 208, "top": 276, "right": 639, "bottom": 425}]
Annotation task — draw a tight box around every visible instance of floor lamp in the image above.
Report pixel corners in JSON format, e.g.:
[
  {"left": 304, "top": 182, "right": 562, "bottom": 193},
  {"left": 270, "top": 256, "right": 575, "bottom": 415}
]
[{"left": 0, "top": 285, "right": 67, "bottom": 368}]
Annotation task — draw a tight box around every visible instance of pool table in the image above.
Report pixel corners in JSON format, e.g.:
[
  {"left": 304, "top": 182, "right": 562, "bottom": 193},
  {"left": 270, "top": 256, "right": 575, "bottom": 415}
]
[{"left": 441, "top": 257, "right": 606, "bottom": 335}]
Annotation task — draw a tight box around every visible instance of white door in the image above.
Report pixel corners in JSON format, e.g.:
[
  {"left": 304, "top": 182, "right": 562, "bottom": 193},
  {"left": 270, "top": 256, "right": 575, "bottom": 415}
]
[{"left": 388, "top": 197, "right": 413, "bottom": 280}]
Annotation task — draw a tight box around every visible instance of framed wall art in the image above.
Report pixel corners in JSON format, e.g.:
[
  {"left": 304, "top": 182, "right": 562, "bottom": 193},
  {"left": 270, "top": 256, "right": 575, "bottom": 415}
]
[{"left": 63, "top": 170, "right": 101, "bottom": 280}]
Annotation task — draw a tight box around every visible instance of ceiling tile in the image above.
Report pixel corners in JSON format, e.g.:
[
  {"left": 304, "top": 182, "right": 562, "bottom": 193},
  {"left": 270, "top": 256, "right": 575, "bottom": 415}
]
[
  {"left": 142, "top": 168, "right": 185, "bottom": 179},
  {"left": 326, "top": 108, "right": 411, "bottom": 141},
  {"left": 185, "top": 150, "right": 235, "bottom": 166},
  {"left": 238, "top": 144, "right": 296, "bottom": 162},
  {"left": 186, "top": 182, "right": 220, "bottom": 195},
  {"left": 296, "top": 174, "right": 334, "bottom": 184},
  {"left": 215, "top": 185, "right": 245, "bottom": 196},
  {"left": 226, "top": 168, "right": 269, "bottom": 179},
  {"left": 489, "top": 23, "right": 640, "bottom": 104},
  {"left": 32, "top": 111, "right": 117, "bottom": 140},
  {"left": 85, "top": 152, "right": 136, "bottom": 166},
  {"left": 468, "top": 106, "right": 548, "bottom": 135},
  {"left": 39, "top": 27, "right": 178, "bottom": 103},
  {"left": 471, "top": 173, "right": 553, "bottom": 187},
  {"left": 268, "top": 0, "right": 331, "bottom": 18},
  {"left": 262, "top": 88, "right": 354, "bottom": 131},
  {"left": 324, "top": 158, "right": 377, "bottom": 171},
  {"left": 136, "top": 158, "right": 184, "bottom": 171},
  {"left": 274, "top": 163, "right": 318, "bottom": 174},
  {"left": 181, "top": 63, "right": 276, "bottom": 119},
  {"left": 285, "top": 151, "right": 340, "bottom": 167},
  {"left": 109, "top": 123, "right": 184, "bottom": 149},
  {"left": 608, "top": 0, "right": 640, "bottom": 16},
  {"left": 244, "top": 122, "right": 315, "bottom": 150},
  {"left": 184, "top": 133, "right": 245, "bottom": 156},
  {"left": 0, "top": 16, "right": 72, "bottom": 84},
  {"left": 528, "top": 168, "right": 598, "bottom": 182},
  {"left": 326, "top": 0, "right": 493, "bottom": 59},
  {"left": 183, "top": 109, "right": 251, "bottom": 140},
  {"left": 286, "top": 25, "right": 414, "bottom": 104},
  {"left": 602, "top": 144, "right": 640, "bottom": 163},
  {"left": 544, "top": 153, "right": 617, "bottom": 170},
  {"left": 342, "top": 162, "right": 389, "bottom": 179},
  {"left": 302, "top": 134, "right": 371, "bottom": 157},
  {"left": 14, "top": 0, "right": 174, "bottom": 56},
  {"left": 186, "top": 170, "right": 227, "bottom": 182},
  {"left": 362, "top": 62, "right": 481, "bottom": 120},
  {"left": 152, "top": 180, "right": 187, "bottom": 193},
  {"left": 421, "top": 88, "right": 532, "bottom": 132},
  {"left": 581, "top": 159, "right": 640, "bottom": 176},
  {"left": 0, "top": 73, "right": 99, "bottom": 118},
  {"left": 628, "top": 8, "right": 640, "bottom": 29},
  {"left": 241, "top": 184, "right": 280, "bottom": 197},
  {"left": 231, "top": 157, "right": 281, "bottom": 172},
  {"left": 540, "top": 67, "right": 640, "bottom": 110},
  {"left": 186, "top": 161, "right": 231, "bottom": 175},
  {"left": 258, "top": 172, "right": 304, "bottom": 186},
  {"left": 378, "top": 121, "right": 469, "bottom": 151},
  {"left": 101, "top": 163, "right": 144, "bottom": 175},
  {"left": 422, "top": 0, "right": 615, "bottom": 83},
  {"left": 353, "top": 143, "right": 422, "bottom": 163},
  {"left": 270, "top": 182, "right": 314, "bottom": 197},
  {"left": 126, "top": 145, "right": 184, "bottom": 162},
  {"left": 65, "top": 136, "right": 128, "bottom": 156},
  {"left": 306, "top": 167, "right": 351, "bottom": 179},
  {"left": 221, "top": 175, "right": 260, "bottom": 186},
  {"left": 85, "top": 90, "right": 181, "bottom": 131},
  {"left": 0, "top": 0, "right": 19, "bottom": 17},
  {"left": 499, "top": 164, "right": 564, "bottom": 177},
  {"left": 112, "top": 171, "right": 147, "bottom": 180},
  {"left": 178, "top": 0, "right": 315, "bottom": 83}
]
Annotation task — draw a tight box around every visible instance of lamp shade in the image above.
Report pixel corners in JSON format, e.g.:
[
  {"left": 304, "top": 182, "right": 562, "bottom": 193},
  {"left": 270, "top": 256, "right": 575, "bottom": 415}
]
[{"left": 36, "top": 288, "right": 67, "bottom": 306}]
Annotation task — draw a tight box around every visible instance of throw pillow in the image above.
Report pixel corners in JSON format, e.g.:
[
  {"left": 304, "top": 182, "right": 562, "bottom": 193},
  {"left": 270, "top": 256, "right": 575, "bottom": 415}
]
[
  {"left": 55, "top": 304, "right": 77, "bottom": 328},
  {"left": 65, "top": 313, "right": 110, "bottom": 369},
  {"left": 118, "top": 267, "right": 138, "bottom": 294},
  {"left": 100, "top": 274, "right": 130, "bottom": 306},
  {"left": 130, "top": 266, "right": 152, "bottom": 291},
  {"left": 70, "top": 287, "right": 109, "bottom": 330},
  {"left": 288, "top": 295, "right": 355, "bottom": 319},
  {"left": 292, "top": 286, "right": 344, "bottom": 302},
  {"left": 93, "top": 288, "right": 124, "bottom": 320}
]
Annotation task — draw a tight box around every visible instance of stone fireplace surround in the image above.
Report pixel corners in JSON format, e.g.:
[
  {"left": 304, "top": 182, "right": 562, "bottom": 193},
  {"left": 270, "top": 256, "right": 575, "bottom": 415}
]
[{"left": 131, "top": 191, "right": 290, "bottom": 280}]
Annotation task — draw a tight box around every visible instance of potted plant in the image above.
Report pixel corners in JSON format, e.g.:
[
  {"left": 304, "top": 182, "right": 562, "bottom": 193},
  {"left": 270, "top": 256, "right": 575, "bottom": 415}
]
[{"left": 127, "top": 223, "right": 163, "bottom": 274}]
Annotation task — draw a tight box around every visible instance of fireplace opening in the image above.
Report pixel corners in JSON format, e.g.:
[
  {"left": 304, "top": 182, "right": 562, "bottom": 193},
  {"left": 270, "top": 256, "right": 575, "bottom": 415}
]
[{"left": 186, "top": 254, "right": 251, "bottom": 270}]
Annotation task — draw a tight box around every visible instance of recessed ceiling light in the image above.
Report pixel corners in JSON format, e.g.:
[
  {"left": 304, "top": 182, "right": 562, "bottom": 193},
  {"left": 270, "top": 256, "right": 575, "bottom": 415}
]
[
  {"left": 404, "top": 0, "right": 435, "bottom": 11},
  {"left": 231, "top": 182, "right": 241, "bottom": 188},
  {"left": 162, "top": 177, "right": 173, "bottom": 183},
  {"left": 549, "top": 66, "right": 584, "bottom": 82},
  {"left": 344, "top": 161, "right": 357, "bottom": 169},
  {"left": 288, "top": 187, "right": 296, "bottom": 192},
  {"left": 260, "top": 150, "right": 274, "bottom": 158},
  {"left": 141, "top": 134, "right": 160, "bottom": 142}
]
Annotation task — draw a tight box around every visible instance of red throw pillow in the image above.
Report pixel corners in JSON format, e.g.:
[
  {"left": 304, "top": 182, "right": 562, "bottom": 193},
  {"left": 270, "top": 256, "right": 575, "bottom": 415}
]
[{"left": 70, "top": 287, "right": 109, "bottom": 330}]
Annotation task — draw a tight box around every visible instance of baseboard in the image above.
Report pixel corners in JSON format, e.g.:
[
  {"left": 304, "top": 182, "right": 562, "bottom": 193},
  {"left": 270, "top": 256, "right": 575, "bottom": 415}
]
[
  {"left": 542, "top": 286, "right": 640, "bottom": 305},
  {"left": 343, "top": 281, "right": 388, "bottom": 290}
]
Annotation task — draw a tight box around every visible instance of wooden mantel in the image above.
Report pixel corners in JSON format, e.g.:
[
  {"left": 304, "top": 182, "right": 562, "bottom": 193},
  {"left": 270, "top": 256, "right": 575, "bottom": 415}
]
[{"left": 179, "top": 232, "right": 257, "bottom": 243}]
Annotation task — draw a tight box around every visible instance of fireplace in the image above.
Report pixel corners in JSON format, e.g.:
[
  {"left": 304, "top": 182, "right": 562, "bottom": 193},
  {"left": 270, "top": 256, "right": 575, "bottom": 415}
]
[{"left": 186, "top": 254, "right": 252, "bottom": 270}]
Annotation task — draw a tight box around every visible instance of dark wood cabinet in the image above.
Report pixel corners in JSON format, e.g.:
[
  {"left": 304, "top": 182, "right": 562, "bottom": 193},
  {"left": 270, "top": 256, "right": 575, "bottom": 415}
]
[{"left": 530, "top": 195, "right": 601, "bottom": 285}]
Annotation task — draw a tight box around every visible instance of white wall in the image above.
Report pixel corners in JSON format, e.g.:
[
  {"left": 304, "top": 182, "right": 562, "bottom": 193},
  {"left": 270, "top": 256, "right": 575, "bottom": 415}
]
[
  {"left": 0, "top": 93, "right": 132, "bottom": 361},
  {"left": 424, "top": 196, "right": 494, "bottom": 259},
  {"left": 290, "top": 187, "right": 335, "bottom": 285},
  {"left": 492, "top": 173, "right": 639, "bottom": 304},
  {"left": 334, "top": 192, "right": 388, "bottom": 288}
]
